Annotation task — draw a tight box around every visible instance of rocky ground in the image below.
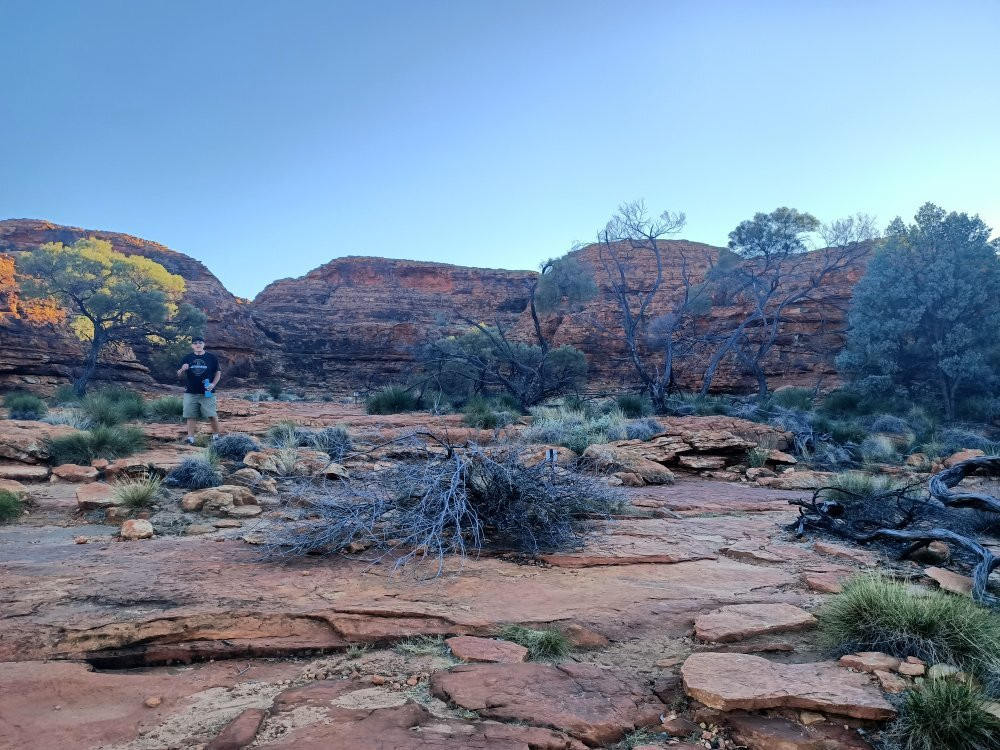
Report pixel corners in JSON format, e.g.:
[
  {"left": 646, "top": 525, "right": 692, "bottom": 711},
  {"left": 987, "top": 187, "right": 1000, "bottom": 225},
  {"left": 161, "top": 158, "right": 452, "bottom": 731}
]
[{"left": 0, "top": 396, "right": 978, "bottom": 750}]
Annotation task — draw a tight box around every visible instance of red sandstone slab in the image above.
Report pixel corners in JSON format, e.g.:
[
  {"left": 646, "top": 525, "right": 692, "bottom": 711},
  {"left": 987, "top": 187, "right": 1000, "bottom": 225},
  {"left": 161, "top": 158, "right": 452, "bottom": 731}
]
[
  {"left": 694, "top": 603, "right": 816, "bottom": 643},
  {"left": 446, "top": 636, "right": 529, "bottom": 663}
]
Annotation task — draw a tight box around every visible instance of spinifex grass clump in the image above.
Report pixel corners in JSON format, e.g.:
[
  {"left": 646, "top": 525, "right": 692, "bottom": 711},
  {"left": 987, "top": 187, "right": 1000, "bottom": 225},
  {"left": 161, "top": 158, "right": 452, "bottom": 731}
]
[
  {"left": 365, "top": 385, "right": 418, "bottom": 415},
  {"left": 498, "top": 625, "right": 570, "bottom": 660},
  {"left": 0, "top": 490, "right": 24, "bottom": 524},
  {"left": 112, "top": 473, "right": 162, "bottom": 508},
  {"left": 461, "top": 396, "right": 516, "bottom": 429},
  {"left": 147, "top": 396, "right": 183, "bottom": 421},
  {"left": 265, "top": 446, "right": 627, "bottom": 577},
  {"left": 79, "top": 387, "right": 147, "bottom": 426},
  {"left": 46, "top": 426, "right": 147, "bottom": 465},
  {"left": 818, "top": 574, "right": 1000, "bottom": 681},
  {"left": 164, "top": 456, "right": 222, "bottom": 489},
  {"left": 308, "top": 425, "right": 352, "bottom": 461},
  {"left": 211, "top": 433, "right": 261, "bottom": 461},
  {"left": 3, "top": 391, "right": 48, "bottom": 420},
  {"left": 614, "top": 393, "right": 650, "bottom": 419},
  {"left": 886, "top": 679, "right": 1000, "bottom": 750}
]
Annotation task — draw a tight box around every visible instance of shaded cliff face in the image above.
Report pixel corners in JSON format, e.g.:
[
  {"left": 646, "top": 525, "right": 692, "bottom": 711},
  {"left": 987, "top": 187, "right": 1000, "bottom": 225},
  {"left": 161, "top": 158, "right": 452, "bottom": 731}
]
[
  {"left": 0, "top": 219, "right": 277, "bottom": 387},
  {"left": 251, "top": 257, "right": 537, "bottom": 386}
]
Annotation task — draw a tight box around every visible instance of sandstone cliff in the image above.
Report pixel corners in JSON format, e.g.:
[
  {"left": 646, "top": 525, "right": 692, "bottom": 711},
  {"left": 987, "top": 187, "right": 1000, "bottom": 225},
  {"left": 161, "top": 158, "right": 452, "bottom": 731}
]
[{"left": 252, "top": 257, "right": 537, "bottom": 386}]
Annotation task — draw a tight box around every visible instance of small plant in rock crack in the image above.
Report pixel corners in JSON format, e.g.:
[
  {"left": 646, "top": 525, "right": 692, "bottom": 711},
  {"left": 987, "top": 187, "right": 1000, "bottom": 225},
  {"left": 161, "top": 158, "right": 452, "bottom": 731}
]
[
  {"left": 394, "top": 635, "right": 447, "bottom": 656},
  {"left": 345, "top": 644, "right": 369, "bottom": 660},
  {"left": 498, "top": 625, "right": 571, "bottom": 660},
  {"left": 112, "top": 473, "right": 163, "bottom": 508}
]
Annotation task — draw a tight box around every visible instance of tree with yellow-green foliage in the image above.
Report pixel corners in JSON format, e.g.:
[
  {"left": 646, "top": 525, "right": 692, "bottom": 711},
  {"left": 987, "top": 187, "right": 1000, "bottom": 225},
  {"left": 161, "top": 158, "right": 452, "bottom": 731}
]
[{"left": 16, "top": 237, "right": 205, "bottom": 395}]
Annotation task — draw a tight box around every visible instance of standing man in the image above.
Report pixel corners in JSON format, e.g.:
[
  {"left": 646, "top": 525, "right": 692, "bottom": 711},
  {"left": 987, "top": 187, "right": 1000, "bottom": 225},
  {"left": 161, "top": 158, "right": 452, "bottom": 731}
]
[{"left": 177, "top": 336, "right": 222, "bottom": 444}]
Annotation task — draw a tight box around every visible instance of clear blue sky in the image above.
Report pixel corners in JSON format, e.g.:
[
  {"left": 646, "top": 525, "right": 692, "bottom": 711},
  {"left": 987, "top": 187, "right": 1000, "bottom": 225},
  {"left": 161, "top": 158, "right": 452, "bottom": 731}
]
[{"left": 2, "top": 0, "right": 997, "bottom": 298}]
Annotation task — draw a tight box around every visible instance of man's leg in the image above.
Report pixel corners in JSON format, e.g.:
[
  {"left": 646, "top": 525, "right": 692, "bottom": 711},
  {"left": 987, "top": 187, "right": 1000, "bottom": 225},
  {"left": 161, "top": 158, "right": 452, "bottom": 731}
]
[
  {"left": 182, "top": 394, "right": 199, "bottom": 444},
  {"left": 185, "top": 418, "right": 197, "bottom": 442},
  {"left": 209, "top": 416, "right": 220, "bottom": 436}
]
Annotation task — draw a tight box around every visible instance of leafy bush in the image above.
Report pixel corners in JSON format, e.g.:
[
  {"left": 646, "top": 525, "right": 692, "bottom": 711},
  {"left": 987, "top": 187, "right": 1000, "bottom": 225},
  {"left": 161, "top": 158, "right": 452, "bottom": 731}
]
[
  {"left": 308, "top": 426, "right": 352, "bottom": 461},
  {"left": 615, "top": 394, "right": 649, "bottom": 419},
  {"left": 42, "top": 409, "right": 94, "bottom": 430},
  {"left": 164, "top": 456, "right": 223, "bottom": 489},
  {"left": 829, "top": 420, "right": 868, "bottom": 444},
  {"left": 956, "top": 396, "right": 1000, "bottom": 424},
  {"left": 112, "top": 473, "right": 162, "bottom": 508},
  {"left": 860, "top": 434, "right": 899, "bottom": 463},
  {"left": 937, "top": 428, "right": 999, "bottom": 455},
  {"left": 147, "top": 396, "right": 183, "bottom": 421},
  {"left": 3, "top": 391, "right": 48, "bottom": 420},
  {"left": 47, "top": 426, "right": 146, "bottom": 465},
  {"left": 264, "top": 447, "right": 627, "bottom": 573},
  {"left": 818, "top": 574, "right": 1000, "bottom": 682},
  {"left": 365, "top": 386, "right": 419, "bottom": 415},
  {"left": 211, "top": 433, "right": 261, "bottom": 461},
  {"left": 499, "top": 625, "right": 570, "bottom": 661},
  {"left": 665, "top": 392, "right": 733, "bottom": 416},
  {"left": 0, "top": 489, "right": 24, "bottom": 523},
  {"left": 769, "top": 387, "right": 814, "bottom": 411},
  {"left": 886, "top": 679, "right": 1000, "bottom": 750},
  {"left": 266, "top": 381, "right": 283, "bottom": 399}
]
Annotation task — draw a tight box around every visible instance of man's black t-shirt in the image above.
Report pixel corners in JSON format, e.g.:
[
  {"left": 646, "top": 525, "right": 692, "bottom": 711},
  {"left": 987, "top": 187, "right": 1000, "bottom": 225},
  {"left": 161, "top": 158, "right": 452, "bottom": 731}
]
[{"left": 181, "top": 352, "right": 220, "bottom": 395}]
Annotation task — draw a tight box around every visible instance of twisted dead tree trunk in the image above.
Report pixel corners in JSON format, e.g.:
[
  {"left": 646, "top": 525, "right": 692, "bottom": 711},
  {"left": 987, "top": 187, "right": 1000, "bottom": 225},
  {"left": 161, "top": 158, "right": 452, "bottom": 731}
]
[{"left": 790, "top": 457, "right": 1000, "bottom": 607}]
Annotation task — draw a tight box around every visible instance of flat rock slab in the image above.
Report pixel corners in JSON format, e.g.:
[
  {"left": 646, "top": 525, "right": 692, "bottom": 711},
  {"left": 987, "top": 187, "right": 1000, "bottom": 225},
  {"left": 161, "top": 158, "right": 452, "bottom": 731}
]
[
  {"left": 839, "top": 652, "right": 901, "bottom": 673},
  {"left": 813, "top": 541, "right": 877, "bottom": 567},
  {"left": 681, "top": 653, "right": 896, "bottom": 720},
  {"left": 629, "top": 479, "right": 801, "bottom": 516},
  {"left": 924, "top": 566, "right": 973, "bottom": 595},
  {"left": 446, "top": 636, "right": 529, "bottom": 663},
  {"left": 430, "top": 662, "right": 665, "bottom": 746},
  {"left": 539, "top": 519, "right": 717, "bottom": 567},
  {"left": 726, "top": 712, "right": 873, "bottom": 750},
  {"left": 75, "top": 482, "right": 121, "bottom": 510},
  {"left": 0, "top": 462, "right": 50, "bottom": 481},
  {"left": 52, "top": 464, "right": 99, "bottom": 482},
  {"left": 0, "top": 420, "right": 77, "bottom": 464},
  {"left": 694, "top": 603, "right": 817, "bottom": 643}
]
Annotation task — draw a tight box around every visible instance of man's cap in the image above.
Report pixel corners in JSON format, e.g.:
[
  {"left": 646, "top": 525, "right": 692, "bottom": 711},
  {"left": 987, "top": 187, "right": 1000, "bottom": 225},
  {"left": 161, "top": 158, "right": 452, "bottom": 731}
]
[{"left": 191, "top": 336, "right": 205, "bottom": 343}]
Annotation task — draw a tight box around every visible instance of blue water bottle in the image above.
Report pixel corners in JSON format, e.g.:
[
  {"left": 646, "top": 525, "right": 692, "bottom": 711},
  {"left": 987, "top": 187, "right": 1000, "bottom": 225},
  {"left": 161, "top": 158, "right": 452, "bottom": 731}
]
[{"left": 203, "top": 379, "right": 214, "bottom": 398}]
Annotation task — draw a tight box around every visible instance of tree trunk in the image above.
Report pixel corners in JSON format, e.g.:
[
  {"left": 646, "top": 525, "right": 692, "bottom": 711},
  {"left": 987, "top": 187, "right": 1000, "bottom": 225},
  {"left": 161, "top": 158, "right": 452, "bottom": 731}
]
[{"left": 74, "top": 332, "right": 106, "bottom": 396}]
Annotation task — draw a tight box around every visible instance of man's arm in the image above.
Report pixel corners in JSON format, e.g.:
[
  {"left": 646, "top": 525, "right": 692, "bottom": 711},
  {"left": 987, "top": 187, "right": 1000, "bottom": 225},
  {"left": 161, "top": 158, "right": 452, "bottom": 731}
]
[
  {"left": 176, "top": 361, "right": 189, "bottom": 379},
  {"left": 207, "top": 369, "right": 222, "bottom": 391}
]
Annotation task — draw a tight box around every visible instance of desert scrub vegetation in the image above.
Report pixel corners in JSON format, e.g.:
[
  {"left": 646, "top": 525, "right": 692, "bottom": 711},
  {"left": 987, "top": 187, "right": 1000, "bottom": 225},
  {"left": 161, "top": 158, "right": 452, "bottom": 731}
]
[
  {"left": 818, "top": 574, "right": 1000, "bottom": 684},
  {"left": 498, "top": 625, "right": 570, "bottom": 660},
  {"left": 112, "top": 473, "right": 162, "bottom": 508},
  {"left": 818, "top": 471, "right": 907, "bottom": 505},
  {"left": 46, "top": 426, "right": 147, "bottom": 465},
  {"left": 79, "top": 388, "right": 147, "bottom": 426},
  {"left": 211, "top": 433, "right": 262, "bottom": 461},
  {"left": 164, "top": 455, "right": 223, "bottom": 489},
  {"left": 146, "top": 396, "right": 183, "bottom": 421},
  {"left": 264, "top": 422, "right": 352, "bottom": 460},
  {"left": 461, "top": 395, "right": 517, "bottom": 429},
  {"left": 264, "top": 445, "right": 626, "bottom": 576},
  {"left": 885, "top": 678, "right": 1000, "bottom": 750},
  {"left": 614, "top": 393, "right": 650, "bottom": 418},
  {"left": 41, "top": 409, "right": 94, "bottom": 430},
  {"left": 521, "top": 405, "right": 661, "bottom": 454},
  {"left": 365, "top": 385, "right": 419, "bottom": 415},
  {"left": 395, "top": 635, "right": 448, "bottom": 656},
  {"left": 0, "top": 489, "right": 25, "bottom": 524},
  {"left": 3, "top": 391, "right": 48, "bottom": 420}
]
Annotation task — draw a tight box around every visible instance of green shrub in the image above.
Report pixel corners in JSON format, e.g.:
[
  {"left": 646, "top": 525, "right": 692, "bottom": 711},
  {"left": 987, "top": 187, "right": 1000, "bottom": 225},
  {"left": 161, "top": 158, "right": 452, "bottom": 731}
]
[
  {"left": 561, "top": 395, "right": 588, "bottom": 413},
  {"left": 829, "top": 420, "right": 868, "bottom": 444},
  {"left": 147, "top": 396, "right": 183, "bottom": 421},
  {"left": 886, "top": 679, "right": 1000, "bottom": 750},
  {"left": 46, "top": 426, "right": 146, "bottom": 465},
  {"left": 3, "top": 391, "right": 48, "bottom": 420},
  {"left": 615, "top": 394, "right": 649, "bottom": 419},
  {"left": 51, "top": 384, "right": 80, "bottom": 406},
  {"left": 746, "top": 446, "right": 770, "bottom": 467},
  {"left": 395, "top": 635, "right": 448, "bottom": 656},
  {"left": 461, "top": 396, "right": 516, "bottom": 429},
  {"left": 79, "top": 388, "right": 147, "bottom": 426},
  {"left": 365, "top": 386, "right": 419, "bottom": 415},
  {"left": 666, "top": 392, "right": 733, "bottom": 416},
  {"left": 956, "top": 396, "right": 1000, "bottom": 424},
  {"left": 624, "top": 417, "right": 663, "bottom": 441},
  {"left": 819, "top": 471, "right": 903, "bottom": 504},
  {"left": 97, "top": 387, "right": 147, "bottom": 420},
  {"left": 112, "top": 473, "right": 162, "bottom": 508},
  {"left": 870, "top": 414, "right": 911, "bottom": 435},
  {"left": 769, "top": 387, "right": 814, "bottom": 411},
  {"left": 522, "top": 406, "right": 630, "bottom": 454},
  {"left": 818, "top": 574, "right": 1000, "bottom": 680},
  {"left": 937, "top": 428, "right": 999, "bottom": 456},
  {"left": 266, "top": 381, "right": 283, "bottom": 399},
  {"left": 498, "top": 625, "right": 570, "bottom": 661},
  {"left": 211, "top": 433, "right": 261, "bottom": 461},
  {"left": 164, "top": 456, "right": 222, "bottom": 489},
  {"left": 0, "top": 489, "right": 24, "bottom": 523},
  {"left": 265, "top": 420, "right": 307, "bottom": 448}
]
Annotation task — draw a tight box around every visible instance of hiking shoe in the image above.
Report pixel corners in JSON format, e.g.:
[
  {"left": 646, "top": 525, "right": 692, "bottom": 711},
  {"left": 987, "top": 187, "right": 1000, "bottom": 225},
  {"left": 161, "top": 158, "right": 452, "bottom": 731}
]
[{"left": 185, "top": 436, "right": 196, "bottom": 445}]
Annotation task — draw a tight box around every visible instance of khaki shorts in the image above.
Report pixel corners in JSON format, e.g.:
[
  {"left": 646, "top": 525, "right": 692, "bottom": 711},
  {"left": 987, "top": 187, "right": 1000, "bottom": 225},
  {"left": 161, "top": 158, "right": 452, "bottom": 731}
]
[{"left": 182, "top": 393, "right": 218, "bottom": 419}]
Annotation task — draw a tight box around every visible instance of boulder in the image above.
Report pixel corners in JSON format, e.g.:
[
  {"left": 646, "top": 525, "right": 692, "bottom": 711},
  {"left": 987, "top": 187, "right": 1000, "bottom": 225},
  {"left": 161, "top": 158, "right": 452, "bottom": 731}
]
[
  {"left": 430, "top": 662, "right": 665, "bottom": 746},
  {"left": 767, "top": 450, "right": 797, "bottom": 464},
  {"left": 120, "top": 519, "right": 154, "bottom": 540},
  {"left": 445, "top": 636, "right": 529, "bottom": 664},
  {"left": 53, "top": 464, "right": 99, "bottom": 483},
  {"left": 677, "top": 455, "right": 727, "bottom": 470},
  {"left": 838, "top": 653, "right": 901, "bottom": 673},
  {"left": 581, "top": 444, "right": 675, "bottom": 485},
  {"left": 681, "top": 653, "right": 896, "bottom": 720},
  {"left": 180, "top": 485, "right": 257, "bottom": 513},
  {"left": 944, "top": 449, "right": 985, "bottom": 468},
  {"left": 242, "top": 450, "right": 279, "bottom": 474},
  {"left": 694, "top": 603, "right": 817, "bottom": 643},
  {"left": 757, "top": 470, "right": 833, "bottom": 490},
  {"left": 725, "top": 713, "right": 873, "bottom": 750},
  {"left": 0, "top": 420, "right": 77, "bottom": 463},
  {"left": 0, "top": 478, "right": 27, "bottom": 496},
  {"left": 924, "top": 566, "right": 973, "bottom": 595}
]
